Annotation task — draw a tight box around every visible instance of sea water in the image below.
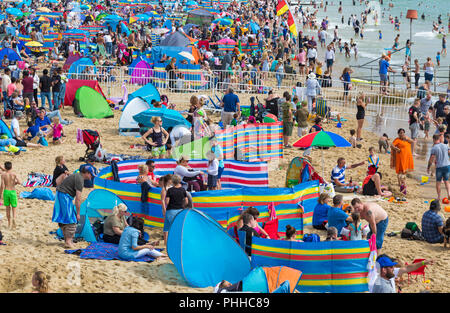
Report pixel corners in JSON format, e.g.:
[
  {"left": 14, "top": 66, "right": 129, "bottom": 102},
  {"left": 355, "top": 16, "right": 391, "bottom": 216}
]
[{"left": 297, "top": 0, "right": 450, "bottom": 88}]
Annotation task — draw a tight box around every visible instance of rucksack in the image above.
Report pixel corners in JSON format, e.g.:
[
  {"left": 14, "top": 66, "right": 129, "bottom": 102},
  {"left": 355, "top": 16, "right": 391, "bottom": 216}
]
[
  {"left": 92, "top": 220, "right": 104, "bottom": 240},
  {"left": 405, "top": 222, "right": 420, "bottom": 232},
  {"left": 303, "top": 233, "right": 320, "bottom": 242}
]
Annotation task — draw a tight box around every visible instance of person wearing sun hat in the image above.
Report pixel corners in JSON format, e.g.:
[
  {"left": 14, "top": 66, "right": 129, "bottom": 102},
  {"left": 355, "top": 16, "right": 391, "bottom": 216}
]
[
  {"left": 371, "top": 254, "right": 434, "bottom": 293},
  {"left": 305, "top": 72, "right": 321, "bottom": 113}
]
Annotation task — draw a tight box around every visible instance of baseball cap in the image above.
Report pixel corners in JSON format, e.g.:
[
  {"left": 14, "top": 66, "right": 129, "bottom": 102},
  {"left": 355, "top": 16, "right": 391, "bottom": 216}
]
[
  {"left": 377, "top": 256, "right": 397, "bottom": 268},
  {"left": 85, "top": 165, "right": 96, "bottom": 177}
]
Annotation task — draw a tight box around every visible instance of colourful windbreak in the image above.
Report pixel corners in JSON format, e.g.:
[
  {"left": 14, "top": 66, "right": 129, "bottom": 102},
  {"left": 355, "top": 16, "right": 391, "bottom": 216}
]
[{"left": 251, "top": 237, "right": 371, "bottom": 293}]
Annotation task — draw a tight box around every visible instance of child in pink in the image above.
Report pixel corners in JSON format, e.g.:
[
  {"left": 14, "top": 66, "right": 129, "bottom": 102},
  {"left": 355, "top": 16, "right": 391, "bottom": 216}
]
[{"left": 51, "top": 117, "right": 64, "bottom": 144}]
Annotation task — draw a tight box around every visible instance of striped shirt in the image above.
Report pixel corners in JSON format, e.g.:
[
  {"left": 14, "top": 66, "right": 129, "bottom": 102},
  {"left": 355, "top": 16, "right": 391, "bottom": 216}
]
[{"left": 331, "top": 165, "right": 347, "bottom": 185}]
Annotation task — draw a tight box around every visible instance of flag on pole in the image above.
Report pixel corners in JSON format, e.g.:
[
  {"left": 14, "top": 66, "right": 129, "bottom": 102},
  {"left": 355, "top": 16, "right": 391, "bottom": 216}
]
[
  {"left": 287, "top": 10, "right": 298, "bottom": 37},
  {"left": 276, "top": 0, "right": 289, "bottom": 16}
]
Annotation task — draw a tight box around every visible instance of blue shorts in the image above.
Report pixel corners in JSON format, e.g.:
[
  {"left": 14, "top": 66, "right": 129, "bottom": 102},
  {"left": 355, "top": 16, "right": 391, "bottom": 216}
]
[
  {"left": 163, "top": 209, "right": 183, "bottom": 232},
  {"left": 379, "top": 74, "right": 388, "bottom": 82},
  {"left": 217, "top": 166, "right": 225, "bottom": 179},
  {"left": 368, "top": 217, "right": 388, "bottom": 249},
  {"left": 326, "top": 59, "right": 333, "bottom": 68},
  {"left": 436, "top": 165, "right": 450, "bottom": 181}
]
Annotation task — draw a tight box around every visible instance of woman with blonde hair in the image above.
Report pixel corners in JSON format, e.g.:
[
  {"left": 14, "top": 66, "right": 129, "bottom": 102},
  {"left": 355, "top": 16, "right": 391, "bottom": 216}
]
[
  {"left": 32, "top": 271, "right": 50, "bottom": 293},
  {"left": 142, "top": 116, "right": 169, "bottom": 159},
  {"left": 312, "top": 193, "right": 332, "bottom": 230},
  {"left": 102, "top": 203, "right": 129, "bottom": 244}
]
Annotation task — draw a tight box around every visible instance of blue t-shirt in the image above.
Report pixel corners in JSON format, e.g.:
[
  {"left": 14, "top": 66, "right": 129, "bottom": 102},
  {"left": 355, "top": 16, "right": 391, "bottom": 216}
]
[
  {"left": 379, "top": 59, "right": 389, "bottom": 75},
  {"left": 26, "top": 125, "right": 40, "bottom": 138},
  {"left": 342, "top": 72, "right": 351, "bottom": 82},
  {"left": 222, "top": 93, "right": 240, "bottom": 112},
  {"left": 327, "top": 206, "right": 349, "bottom": 236},
  {"left": 212, "top": 144, "right": 224, "bottom": 168},
  {"left": 312, "top": 203, "right": 331, "bottom": 226},
  {"left": 35, "top": 116, "right": 52, "bottom": 130},
  {"left": 331, "top": 165, "right": 346, "bottom": 185}
]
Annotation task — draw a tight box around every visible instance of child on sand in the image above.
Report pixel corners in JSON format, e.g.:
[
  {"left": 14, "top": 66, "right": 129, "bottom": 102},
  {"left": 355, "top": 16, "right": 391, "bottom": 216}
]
[
  {"left": 32, "top": 271, "right": 50, "bottom": 293},
  {"left": 436, "top": 52, "right": 441, "bottom": 67},
  {"left": 349, "top": 129, "right": 362, "bottom": 148},
  {"left": 51, "top": 117, "right": 64, "bottom": 144},
  {"left": 368, "top": 147, "right": 380, "bottom": 171},
  {"left": 206, "top": 151, "right": 219, "bottom": 191},
  {"left": 378, "top": 133, "right": 390, "bottom": 153},
  {"left": 0, "top": 161, "right": 20, "bottom": 229},
  {"left": 340, "top": 212, "right": 369, "bottom": 240}
]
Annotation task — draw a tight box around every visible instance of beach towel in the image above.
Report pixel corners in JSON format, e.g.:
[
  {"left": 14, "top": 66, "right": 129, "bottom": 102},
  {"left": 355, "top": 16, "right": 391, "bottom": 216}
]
[
  {"left": 23, "top": 173, "right": 53, "bottom": 187},
  {"left": 64, "top": 242, "right": 160, "bottom": 262},
  {"left": 20, "top": 187, "right": 55, "bottom": 201}
]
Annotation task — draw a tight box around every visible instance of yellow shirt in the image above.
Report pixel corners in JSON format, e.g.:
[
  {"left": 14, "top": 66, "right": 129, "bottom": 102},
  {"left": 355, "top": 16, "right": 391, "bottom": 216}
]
[{"left": 316, "top": 67, "right": 323, "bottom": 76}]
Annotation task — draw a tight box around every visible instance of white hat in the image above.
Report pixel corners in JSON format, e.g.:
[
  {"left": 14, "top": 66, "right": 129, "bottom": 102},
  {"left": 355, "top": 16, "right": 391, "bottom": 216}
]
[{"left": 308, "top": 72, "right": 316, "bottom": 79}]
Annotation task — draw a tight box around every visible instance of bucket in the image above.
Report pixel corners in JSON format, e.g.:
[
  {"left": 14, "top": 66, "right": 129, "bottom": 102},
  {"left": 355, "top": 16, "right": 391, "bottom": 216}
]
[
  {"left": 421, "top": 176, "right": 429, "bottom": 183},
  {"left": 445, "top": 206, "right": 450, "bottom": 213}
]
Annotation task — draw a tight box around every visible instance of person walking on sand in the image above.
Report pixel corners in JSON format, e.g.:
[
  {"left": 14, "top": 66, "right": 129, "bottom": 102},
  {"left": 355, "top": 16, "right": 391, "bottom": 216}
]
[
  {"left": 427, "top": 134, "right": 450, "bottom": 201},
  {"left": 0, "top": 162, "right": 20, "bottom": 229},
  {"left": 52, "top": 167, "right": 94, "bottom": 249}
]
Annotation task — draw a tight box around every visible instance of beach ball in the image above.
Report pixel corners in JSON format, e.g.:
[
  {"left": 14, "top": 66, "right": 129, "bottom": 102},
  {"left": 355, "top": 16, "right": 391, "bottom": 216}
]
[
  {"left": 442, "top": 198, "right": 449, "bottom": 204},
  {"left": 336, "top": 122, "right": 342, "bottom": 128},
  {"left": 445, "top": 206, "right": 450, "bottom": 213}
]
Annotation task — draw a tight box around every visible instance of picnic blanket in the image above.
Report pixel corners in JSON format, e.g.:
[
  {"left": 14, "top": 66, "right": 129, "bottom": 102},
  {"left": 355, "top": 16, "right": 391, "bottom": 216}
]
[
  {"left": 64, "top": 242, "right": 161, "bottom": 263},
  {"left": 23, "top": 173, "right": 53, "bottom": 187}
]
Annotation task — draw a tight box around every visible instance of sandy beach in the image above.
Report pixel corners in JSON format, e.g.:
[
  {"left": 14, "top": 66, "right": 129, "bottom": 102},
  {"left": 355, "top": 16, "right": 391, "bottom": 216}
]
[{"left": 0, "top": 91, "right": 448, "bottom": 294}]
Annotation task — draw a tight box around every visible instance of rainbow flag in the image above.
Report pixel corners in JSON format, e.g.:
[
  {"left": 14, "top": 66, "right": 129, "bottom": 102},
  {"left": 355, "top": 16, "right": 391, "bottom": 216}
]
[{"left": 251, "top": 238, "right": 371, "bottom": 293}]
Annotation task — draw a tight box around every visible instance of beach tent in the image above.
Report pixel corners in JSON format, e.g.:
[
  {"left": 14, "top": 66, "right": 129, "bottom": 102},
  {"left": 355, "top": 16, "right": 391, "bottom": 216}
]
[
  {"left": 130, "top": 59, "right": 152, "bottom": 85},
  {"left": 74, "top": 86, "right": 114, "bottom": 119},
  {"left": 133, "top": 107, "right": 191, "bottom": 129},
  {"left": 63, "top": 52, "right": 82, "bottom": 71},
  {"left": 64, "top": 79, "right": 105, "bottom": 106},
  {"left": 285, "top": 157, "right": 325, "bottom": 187},
  {"left": 119, "top": 97, "right": 151, "bottom": 136},
  {"left": 0, "top": 120, "right": 13, "bottom": 138},
  {"left": 167, "top": 209, "right": 251, "bottom": 288},
  {"left": 241, "top": 266, "right": 302, "bottom": 293},
  {"left": 0, "top": 48, "right": 22, "bottom": 62},
  {"left": 171, "top": 136, "right": 211, "bottom": 159},
  {"left": 160, "top": 31, "right": 191, "bottom": 47},
  {"left": 127, "top": 82, "right": 160, "bottom": 105},
  {"left": 57, "top": 189, "right": 126, "bottom": 243},
  {"left": 186, "top": 8, "right": 214, "bottom": 26},
  {"left": 68, "top": 57, "right": 97, "bottom": 78}
]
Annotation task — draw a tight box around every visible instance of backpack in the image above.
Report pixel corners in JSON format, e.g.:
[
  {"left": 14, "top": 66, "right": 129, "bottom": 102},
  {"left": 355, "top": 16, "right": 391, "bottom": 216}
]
[
  {"left": 303, "top": 233, "right": 320, "bottom": 242},
  {"left": 92, "top": 220, "right": 104, "bottom": 240},
  {"left": 405, "top": 222, "right": 420, "bottom": 232},
  {"left": 3, "top": 109, "right": 11, "bottom": 119}
]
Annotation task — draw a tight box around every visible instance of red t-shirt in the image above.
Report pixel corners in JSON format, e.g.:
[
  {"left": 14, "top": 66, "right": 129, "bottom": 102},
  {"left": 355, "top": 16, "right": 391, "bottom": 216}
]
[{"left": 22, "top": 76, "right": 34, "bottom": 93}]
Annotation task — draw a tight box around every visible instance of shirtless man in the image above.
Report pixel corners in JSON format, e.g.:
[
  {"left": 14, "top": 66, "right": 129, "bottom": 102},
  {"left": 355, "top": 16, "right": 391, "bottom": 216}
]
[
  {"left": 0, "top": 162, "right": 20, "bottom": 229},
  {"left": 351, "top": 198, "right": 389, "bottom": 251}
]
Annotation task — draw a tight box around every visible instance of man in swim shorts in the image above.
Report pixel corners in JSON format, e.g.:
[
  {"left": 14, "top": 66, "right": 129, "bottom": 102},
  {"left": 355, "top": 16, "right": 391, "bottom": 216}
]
[
  {"left": 0, "top": 161, "right": 20, "bottom": 229},
  {"left": 52, "top": 167, "right": 94, "bottom": 248}
]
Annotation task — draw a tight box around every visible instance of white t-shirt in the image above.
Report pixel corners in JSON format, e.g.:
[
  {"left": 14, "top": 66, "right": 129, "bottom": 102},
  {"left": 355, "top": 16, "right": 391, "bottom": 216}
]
[
  {"left": 11, "top": 118, "right": 20, "bottom": 137},
  {"left": 325, "top": 49, "right": 335, "bottom": 61},
  {"left": 207, "top": 159, "right": 219, "bottom": 176},
  {"left": 370, "top": 268, "right": 400, "bottom": 293}
]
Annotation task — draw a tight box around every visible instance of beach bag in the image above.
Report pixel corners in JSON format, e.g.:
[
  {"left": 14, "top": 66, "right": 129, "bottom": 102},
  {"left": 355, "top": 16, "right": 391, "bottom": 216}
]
[
  {"left": 321, "top": 183, "right": 335, "bottom": 198},
  {"left": 405, "top": 222, "right": 420, "bottom": 232},
  {"left": 303, "top": 233, "right": 320, "bottom": 242}
]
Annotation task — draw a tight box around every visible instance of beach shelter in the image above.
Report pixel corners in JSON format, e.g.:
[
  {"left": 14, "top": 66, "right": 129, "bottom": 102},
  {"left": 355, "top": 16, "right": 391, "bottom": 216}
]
[
  {"left": 119, "top": 97, "right": 151, "bottom": 136},
  {"left": 186, "top": 8, "right": 214, "bottom": 26},
  {"left": 64, "top": 79, "right": 105, "bottom": 107},
  {"left": 171, "top": 136, "right": 211, "bottom": 159},
  {"left": 0, "top": 120, "right": 13, "bottom": 138},
  {"left": 285, "top": 157, "right": 325, "bottom": 188},
  {"left": 68, "top": 57, "right": 97, "bottom": 78},
  {"left": 63, "top": 52, "right": 82, "bottom": 71},
  {"left": 127, "top": 82, "right": 160, "bottom": 105},
  {"left": 130, "top": 59, "right": 152, "bottom": 85},
  {"left": 133, "top": 107, "right": 191, "bottom": 129},
  {"left": 241, "top": 266, "right": 302, "bottom": 293},
  {"left": 167, "top": 209, "right": 251, "bottom": 288},
  {"left": 57, "top": 189, "right": 126, "bottom": 243},
  {"left": 74, "top": 86, "right": 114, "bottom": 119},
  {"left": 6, "top": 8, "right": 23, "bottom": 18},
  {"left": 0, "top": 48, "right": 22, "bottom": 62},
  {"left": 160, "top": 31, "right": 191, "bottom": 47}
]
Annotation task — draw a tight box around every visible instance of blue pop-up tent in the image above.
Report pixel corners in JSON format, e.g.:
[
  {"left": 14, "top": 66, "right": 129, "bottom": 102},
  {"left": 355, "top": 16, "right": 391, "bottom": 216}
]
[
  {"left": 127, "top": 82, "right": 160, "bottom": 105},
  {"left": 167, "top": 209, "right": 251, "bottom": 288},
  {"left": 0, "top": 48, "right": 22, "bottom": 62},
  {"left": 133, "top": 107, "right": 191, "bottom": 129}
]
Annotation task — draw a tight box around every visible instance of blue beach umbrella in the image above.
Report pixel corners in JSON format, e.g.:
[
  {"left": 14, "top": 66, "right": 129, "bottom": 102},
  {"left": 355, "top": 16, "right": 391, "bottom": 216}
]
[
  {"left": 133, "top": 108, "right": 191, "bottom": 129},
  {"left": 6, "top": 8, "right": 23, "bottom": 17}
]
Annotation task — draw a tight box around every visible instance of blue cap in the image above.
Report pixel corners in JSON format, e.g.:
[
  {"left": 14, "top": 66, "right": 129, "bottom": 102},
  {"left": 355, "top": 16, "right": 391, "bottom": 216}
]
[
  {"left": 377, "top": 256, "right": 397, "bottom": 268},
  {"left": 86, "top": 166, "right": 96, "bottom": 177}
]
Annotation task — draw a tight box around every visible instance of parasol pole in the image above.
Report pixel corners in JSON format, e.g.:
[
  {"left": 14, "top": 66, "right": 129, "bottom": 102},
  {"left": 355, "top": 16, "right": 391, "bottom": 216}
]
[{"left": 322, "top": 147, "right": 324, "bottom": 180}]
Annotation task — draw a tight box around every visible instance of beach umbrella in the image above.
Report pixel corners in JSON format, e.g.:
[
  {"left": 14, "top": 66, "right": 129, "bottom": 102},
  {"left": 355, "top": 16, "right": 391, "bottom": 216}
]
[
  {"left": 37, "top": 7, "right": 52, "bottom": 12},
  {"left": 183, "top": 23, "right": 197, "bottom": 33},
  {"left": 95, "top": 5, "right": 105, "bottom": 10},
  {"left": 186, "top": 0, "right": 199, "bottom": 6},
  {"left": 293, "top": 130, "right": 352, "bottom": 178},
  {"left": 80, "top": 4, "right": 91, "bottom": 10},
  {"left": 45, "top": 0, "right": 59, "bottom": 3},
  {"left": 95, "top": 12, "right": 108, "bottom": 21},
  {"left": 213, "top": 18, "right": 233, "bottom": 26},
  {"left": 25, "top": 41, "right": 44, "bottom": 47},
  {"left": 152, "top": 28, "right": 170, "bottom": 35},
  {"left": 37, "top": 16, "right": 51, "bottom": 23},
  {"left": 217, "top": 38, "right": 236, "bottom": 45},
  {"left": 178, "top": 51, "right": 195, "bottom": 62},
  {"left": 132, "top": 108, "right": 191, "bottom": 129},
  {"left": 144, "top": 5, "right": 154, "bottom": 12},
  {"left": 6, "top": 8, "right": 23, "bottom": 17}
]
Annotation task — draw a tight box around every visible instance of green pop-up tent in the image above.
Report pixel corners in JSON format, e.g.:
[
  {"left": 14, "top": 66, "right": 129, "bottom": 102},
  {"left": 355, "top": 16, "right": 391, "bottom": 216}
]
[
  {"left": 74, "top": 86, "right": 114, "bottom": 119},
  {"left": 171, "top": 136, "right": 211, "bottom": 160}
]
